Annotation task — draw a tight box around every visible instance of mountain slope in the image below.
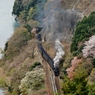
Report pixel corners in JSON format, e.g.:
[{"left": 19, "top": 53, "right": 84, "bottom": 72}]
[{"left": 0, "top": 0, "right": 95, "bottom": 95}]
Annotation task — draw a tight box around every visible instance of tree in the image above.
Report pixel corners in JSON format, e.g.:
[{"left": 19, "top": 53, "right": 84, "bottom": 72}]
[
  {"left": 5, "top": 27, "right": 31, "bottom": 59},
  {"left": 19, "top": 68, "right": 44, "bottom": 95},
  {"left": 62, "top": 67, "right": 88, "bottom": 95},
  {"left": 66, "top": 57, "right": 82, "bottom": 79},
  {"left": 71, "top": 12, "right": 95, "bottom": 52},
  {"left": 82, "top": 35, "right": 95, "bottom": 58},
  {"left": 88, "top": 83, "right": 95, "bottom": 95}
]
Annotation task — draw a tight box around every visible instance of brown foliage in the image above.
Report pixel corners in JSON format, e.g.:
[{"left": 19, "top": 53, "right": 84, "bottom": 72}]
[{"left": 5, "top": 27, "right": 31, "bottom": 58}]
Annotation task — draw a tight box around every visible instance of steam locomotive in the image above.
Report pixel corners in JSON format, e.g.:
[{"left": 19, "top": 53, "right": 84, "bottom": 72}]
[{"left": 36, "top": 32, "right": 59, "bottom": 76}]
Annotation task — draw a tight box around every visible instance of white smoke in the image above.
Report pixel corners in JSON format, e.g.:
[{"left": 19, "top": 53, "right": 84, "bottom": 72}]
[
  {"left": 42, "top": 0, "right": 83, "bottom": 41},
  {"left": 53, "top": 39, "right": 65, "bottom": 68}
]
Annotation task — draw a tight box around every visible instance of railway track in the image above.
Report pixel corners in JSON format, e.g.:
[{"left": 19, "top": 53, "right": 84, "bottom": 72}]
[
  {"left": 36, "top": 34, "right": 61, "bottom": 95},
  {"left": 40, "top": 56, "right": 61, "bottom": 95},
  {"left": 38, "top": 50, "right": 61, "bottom": 95}
]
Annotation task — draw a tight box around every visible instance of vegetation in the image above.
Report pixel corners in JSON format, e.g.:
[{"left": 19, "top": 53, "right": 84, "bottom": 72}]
[
  {"left": 4, "top": 27, "right": 31, "bottom": 59},
  {"left": 62, "top": 66, "right": 95, "bottom": 95},
  {"left": 12, "top": 0, "right": 47, "bottom": 26},
  {"left": 62, "top": 12, "right": 95, "bottom": 95},
  {"left": 0, "top": 77, "right": 6, "bottom": 87},
  {"left": 1, "top": 0, "right": 95, "bottom": 95},
  {"left": 12, "top": 0, "right": 38, "bottom": 17},
  {"left": 30, "top": 62, "right": 41, "bottom": 71},
  {"left": 62, "top": 44, "right": 95, "bottom": 94},
  {"left": 71, "top": 12, "right": 95, "bottom": 53},
  {"left": 0, "top": 1, "right": 47, "bottom": 95},
  {"left": 87, "top": 83, "right": 95, "bottom": 95},
  {"left": 19, "top": 68, "right": 45, "bottom": 95}
]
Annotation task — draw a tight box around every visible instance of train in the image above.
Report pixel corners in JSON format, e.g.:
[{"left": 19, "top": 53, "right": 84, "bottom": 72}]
[{"left": 36, "top": 33, "right": 59, "bottom": 76}]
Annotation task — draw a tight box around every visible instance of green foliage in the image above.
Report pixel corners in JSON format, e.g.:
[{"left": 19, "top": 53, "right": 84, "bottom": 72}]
[
  {"left": 62, "top": 67, "right": 88, "bottom": 95},
  {"left": 24, "top": 24, "right": 32, "bottom": 32},
  {"left": 88, "top": 84, "right": 95, "bottom": 95},
  {"left": 88, "top": 68, "right": 95, "bottom": 83},
  {"left": 72, "top": 43, "right": 84, "bottom": 57},
  {"left": 12, "top": 0, "right": 23, "bottom": 16},
  {"left": 80, "top": 61, "right": 93, "bottom": 75},
  {"left": 12, "top": 0, "right": 38, "bottom": 16},
  {"left": 0, "top": 77, "right": 6, "bottom": 87},
  {"left": 18, "top": 10, "right": 28, "bottom": 23},
  {"left": 92, "top": 59, "right": 95, "bottom": 67},
  {"left": 72, "top": 51, "right": 79, "bottom": 56},
  {"left": 55, "top": 93, "right": 60, "bottom": 95},
  {"left": 12, "top": 0, "right": 47, "bottom": 24},
  {"left": 71, "top": 12, "right": 95, "bottom": 52},
  {"left": 30, "top": 62, "right": 41, "bottom": 71},
  {"left": 12, "top": 90, "right": 18, "bottom": 95},
  {"left": 62, "top": 53, "right": 73, "bottom": 74},
  {"left": 62, "top": 77, "right": 76, "bottom": 94},
  {"left": 27, "top": 7, "right": 37, "bottom": 21}
]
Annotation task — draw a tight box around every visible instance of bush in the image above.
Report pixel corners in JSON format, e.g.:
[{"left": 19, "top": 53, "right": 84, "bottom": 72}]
[{"left": 30, "top": 62, "right": 41, "bottom": 71}]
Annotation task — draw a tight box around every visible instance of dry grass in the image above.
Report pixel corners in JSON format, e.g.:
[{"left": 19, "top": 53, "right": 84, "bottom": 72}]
[
  {"left": 61, "top": 0, "right": 77, "bottom": 9},
  {"left": 62, "top": 0, "right": 95, "bottom": 16},
  {"left": 43, "top": 40, "right": 71, "bottom": 59},
  {"left": 43, "top": 42, "right": 55, "bottom": 58},
  {"left": 75, "top": 0, "right": 94, "bottom": 13}
]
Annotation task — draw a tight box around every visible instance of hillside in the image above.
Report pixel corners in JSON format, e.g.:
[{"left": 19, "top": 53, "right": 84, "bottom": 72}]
[{"left": 0, "top": 0, "right": 95, "bottom": 95}]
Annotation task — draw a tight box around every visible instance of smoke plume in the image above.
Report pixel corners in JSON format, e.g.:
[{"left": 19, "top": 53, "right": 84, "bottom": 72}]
[
  {"left": 41, "top": 0, "right": 83, "bottom": 41},
  {"left": 53, "top": 39, "right": 65, "bottom": 68}
]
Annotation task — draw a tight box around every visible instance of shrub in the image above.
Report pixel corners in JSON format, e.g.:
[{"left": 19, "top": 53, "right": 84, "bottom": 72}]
[{"left": 30, "top": 62, "right": 41, "bottom": 71}]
